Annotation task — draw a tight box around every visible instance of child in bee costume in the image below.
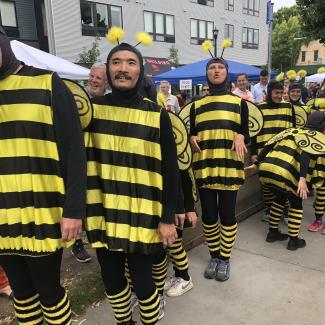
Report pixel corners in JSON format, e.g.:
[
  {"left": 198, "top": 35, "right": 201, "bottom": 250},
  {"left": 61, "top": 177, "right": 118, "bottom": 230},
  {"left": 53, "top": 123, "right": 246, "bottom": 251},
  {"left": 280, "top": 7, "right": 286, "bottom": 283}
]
[
  {"left": 246, "top": 111, "right": 325, "bottom": 250},
  {"left": 0, "top": 27, "right": 86, "bottom": 324}
]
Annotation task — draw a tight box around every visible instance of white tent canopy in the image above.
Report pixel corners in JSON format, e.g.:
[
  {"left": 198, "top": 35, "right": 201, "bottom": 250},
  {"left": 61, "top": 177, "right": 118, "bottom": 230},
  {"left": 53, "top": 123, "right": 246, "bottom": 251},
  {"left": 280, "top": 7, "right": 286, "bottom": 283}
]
[
  {"left": 10, "top": 40, "right": 90, "bottom": 80},
  {"left": 305, "top": 72, "right": 325, "bottom": 84}
]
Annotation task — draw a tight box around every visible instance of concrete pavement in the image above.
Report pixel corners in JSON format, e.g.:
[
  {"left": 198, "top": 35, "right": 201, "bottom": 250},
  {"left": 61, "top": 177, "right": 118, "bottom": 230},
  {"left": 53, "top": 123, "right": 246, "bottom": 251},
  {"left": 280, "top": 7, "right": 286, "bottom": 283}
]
[{"left": 77, "top": 197, "right": 325, "bottom": 325}]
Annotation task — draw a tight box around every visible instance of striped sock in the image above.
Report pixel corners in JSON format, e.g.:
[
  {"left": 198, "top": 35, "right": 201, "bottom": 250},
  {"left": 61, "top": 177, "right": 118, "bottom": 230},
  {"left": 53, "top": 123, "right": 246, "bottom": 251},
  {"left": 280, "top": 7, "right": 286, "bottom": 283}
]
[
  {"left": 168, "top": 237, "right": 189, "bottom": 274},
  {"left": 262, "top": 185, "right": 275, "bottom": 209},
  {"left": 314, "top": 187, "right": 325, "bottom": 220},
  {"left": 105, "top": 284, "right": 132, "bottom": 323},
  {"left": 202, "top": 222, "right": 220, "bottom": 257},
  {"left": 125, "top": 261, "right": 133, "bottom": 290},
  {"left": 220, "top": 223, "right": 237, "bottom": 260},
  {"left": 152, "top": 254, "right": 168, "bottom": 295},
  {"left": 138, "top": 289, "right": 159, "bottom": 325},
  {"left": 41, "top": 292, "right": 71, "bottom": 325},
  {"left": 288, "top": 208, "right": 303, "bottom": 237},
  {"left": 269, "top": 202, "right": 284, "bottom": 230},
  {"left": 14, "top": 293, "right": 43, "bottom": 324}
]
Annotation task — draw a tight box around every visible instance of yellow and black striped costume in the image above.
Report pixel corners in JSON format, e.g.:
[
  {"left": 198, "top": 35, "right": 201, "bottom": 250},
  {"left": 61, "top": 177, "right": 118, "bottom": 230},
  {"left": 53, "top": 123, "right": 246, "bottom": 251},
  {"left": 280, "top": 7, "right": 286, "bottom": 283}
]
[
  {"left": 192, "top": 94, "right": 244, "bottom": 190},
  {"left": 0, "top": 68, "right": 71, "bottom": 256},
  {"left": 85, "top": 98, "right": 163, "bottom": 255},
  {"left": 255, "top": 101, "right": 295, "bottom": 154}
]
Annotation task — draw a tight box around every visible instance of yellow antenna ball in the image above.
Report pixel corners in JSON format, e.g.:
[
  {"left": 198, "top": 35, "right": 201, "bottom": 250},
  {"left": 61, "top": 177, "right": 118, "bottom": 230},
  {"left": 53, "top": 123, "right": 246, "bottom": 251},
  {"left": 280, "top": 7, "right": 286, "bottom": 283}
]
[
  {"left": 297, "top": 69, "right": 307, "bottom": 78},
  {"left": 201, "top": 40, "right": 212, "bottom": 52},
  {"left": 106, "top": 26, "right": 125, "bottom": 45},
  {"left": 276, "top": 72, "right": 285, "bottom": 82},
  {"left": 286, "top": 70, "right": 296, "bottom": 81},
  {"left": 222, "top": 38, "right": 232, "bottom": 49},
  {"left": 318, "top": 67, "right": 325, "bottom": 74},
  {"left": 136, "top": 32, "right": 153, "bottom": 46}
]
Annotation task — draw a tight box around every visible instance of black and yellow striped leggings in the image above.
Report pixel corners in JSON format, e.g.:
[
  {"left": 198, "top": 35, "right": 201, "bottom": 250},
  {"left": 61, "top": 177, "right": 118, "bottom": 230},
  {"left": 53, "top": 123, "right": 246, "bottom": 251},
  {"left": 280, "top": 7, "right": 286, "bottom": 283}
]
[
  {"left": 0, "top": 249, "right": 71, "bottom": 324},
  {"left": 314, "top": 186, "right": 325, "bottom": 220}
]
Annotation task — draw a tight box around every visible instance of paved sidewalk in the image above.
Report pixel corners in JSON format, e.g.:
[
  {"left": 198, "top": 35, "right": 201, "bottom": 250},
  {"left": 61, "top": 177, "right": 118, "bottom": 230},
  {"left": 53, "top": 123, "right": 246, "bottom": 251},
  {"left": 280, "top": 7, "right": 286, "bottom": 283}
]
[{"left": 77, "top": 197, "right": 325, "bottom": 325}]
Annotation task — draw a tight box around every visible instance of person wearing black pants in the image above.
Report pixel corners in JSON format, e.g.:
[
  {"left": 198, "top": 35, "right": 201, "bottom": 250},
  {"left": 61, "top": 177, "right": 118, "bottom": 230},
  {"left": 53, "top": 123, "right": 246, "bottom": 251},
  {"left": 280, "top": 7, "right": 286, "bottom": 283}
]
[{"left": 190, "top": 57, "right": 249, "bottom": 281}]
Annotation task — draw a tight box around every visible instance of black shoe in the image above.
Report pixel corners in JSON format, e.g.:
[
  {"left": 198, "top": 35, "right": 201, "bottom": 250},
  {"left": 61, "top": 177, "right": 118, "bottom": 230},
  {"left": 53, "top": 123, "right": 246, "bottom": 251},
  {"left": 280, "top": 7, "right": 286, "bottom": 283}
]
[
  {"left": 287, "top": 237, "right": 306, "bottom": 251},
  {"left": 266, "top": 230, "right": 289, "bottom": 243},
  {"left": 120, "top": 321, "right": 136, "bottom": 325},
  {"left": 71, "top": 239, "right": 91, "bottom": 263}
]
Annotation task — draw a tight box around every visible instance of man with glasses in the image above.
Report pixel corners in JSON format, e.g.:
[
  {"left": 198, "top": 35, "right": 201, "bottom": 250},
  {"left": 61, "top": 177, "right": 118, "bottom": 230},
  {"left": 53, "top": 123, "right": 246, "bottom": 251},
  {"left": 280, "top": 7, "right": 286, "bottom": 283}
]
[{"left": 201, "top": 84, "right": 210, "bottom": 96}]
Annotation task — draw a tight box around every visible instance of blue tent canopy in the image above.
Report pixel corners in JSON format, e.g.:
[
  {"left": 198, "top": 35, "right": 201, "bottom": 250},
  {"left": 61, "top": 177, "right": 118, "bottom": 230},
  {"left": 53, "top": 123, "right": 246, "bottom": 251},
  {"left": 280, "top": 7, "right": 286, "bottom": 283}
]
[{"left": 152, "top": 58, "right": 276, "bottom": 85}]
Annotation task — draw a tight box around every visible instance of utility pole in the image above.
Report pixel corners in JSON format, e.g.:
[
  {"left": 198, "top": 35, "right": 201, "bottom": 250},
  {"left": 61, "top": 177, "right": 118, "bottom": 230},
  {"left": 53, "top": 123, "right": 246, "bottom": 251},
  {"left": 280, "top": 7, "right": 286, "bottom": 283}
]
[{"left": 267, "top": 1, "right": 274, "bottom": 76}]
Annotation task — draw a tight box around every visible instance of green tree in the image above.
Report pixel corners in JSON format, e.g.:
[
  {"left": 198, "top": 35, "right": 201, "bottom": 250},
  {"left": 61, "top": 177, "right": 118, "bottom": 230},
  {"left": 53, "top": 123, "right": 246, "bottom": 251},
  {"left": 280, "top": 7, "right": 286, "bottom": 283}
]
[
  {"left": 168, "top": 45, "right": 180, "bottom": 66},
  {"left": 273, "top": 5, "right": 299, "bottom": 27},
  {"left": 272, "top": 15, "right": 302, "bottom": 71},
  {"left": 296, "top": 0, "right": 325, "bottom": 44},
  {"left": 77, "top": 36, "right": 101, "bottom": 68}
]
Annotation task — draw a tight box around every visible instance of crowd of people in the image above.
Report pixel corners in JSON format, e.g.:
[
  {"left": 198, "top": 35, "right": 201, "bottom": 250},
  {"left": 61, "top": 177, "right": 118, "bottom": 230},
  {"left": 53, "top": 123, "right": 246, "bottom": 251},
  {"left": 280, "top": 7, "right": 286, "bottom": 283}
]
[{"left": 0, "top": 22, "right": 325, "bottom": 325}]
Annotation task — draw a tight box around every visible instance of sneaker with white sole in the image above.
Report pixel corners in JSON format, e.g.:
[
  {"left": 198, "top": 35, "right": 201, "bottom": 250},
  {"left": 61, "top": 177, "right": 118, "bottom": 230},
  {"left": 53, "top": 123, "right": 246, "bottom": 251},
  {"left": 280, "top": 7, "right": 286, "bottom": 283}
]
[
  {"left": 158, "top": 294, "right": 166, "bottom": 320},
  {"left": 163, "top": 275, "right": 177, "bottom": 291},
  {"left": 261, "top": 208, "right": 270, "bottom": 222},
  {"left": 166, "top": 277, "right": 193, "bottom": 297},
  {"left": 130, "top": 292, "right": 138, "bottom": 312}
]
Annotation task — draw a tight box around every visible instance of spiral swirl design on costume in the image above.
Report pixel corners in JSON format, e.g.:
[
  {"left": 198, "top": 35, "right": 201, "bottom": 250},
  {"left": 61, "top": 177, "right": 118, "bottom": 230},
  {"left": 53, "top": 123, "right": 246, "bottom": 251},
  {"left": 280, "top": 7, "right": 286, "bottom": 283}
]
[
  {"left": 178, "top": 145, "right": 192, "bottom": 170},
  {"left": 295, "top": 114, "right": 306, "bottom": 127},
  {"left": 296, "top": 130, "right": 325, "bottom": 154}
]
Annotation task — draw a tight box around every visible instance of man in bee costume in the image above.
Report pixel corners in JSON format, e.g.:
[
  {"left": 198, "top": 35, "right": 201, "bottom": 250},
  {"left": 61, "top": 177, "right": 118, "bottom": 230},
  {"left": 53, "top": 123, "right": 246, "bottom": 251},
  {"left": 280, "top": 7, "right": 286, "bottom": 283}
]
[
  {"left": 0, "top": 27, "right": 86, "bottom": 324},
  {"left": 84, "top": 37, "right": 179, "bottom": 324}
]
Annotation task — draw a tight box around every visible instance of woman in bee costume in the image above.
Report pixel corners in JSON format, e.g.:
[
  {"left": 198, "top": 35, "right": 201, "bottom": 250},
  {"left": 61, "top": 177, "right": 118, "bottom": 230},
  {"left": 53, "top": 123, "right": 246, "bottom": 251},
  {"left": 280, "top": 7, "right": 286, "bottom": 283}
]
[
  {"left": 0, "top": 27, "right": 86, "bottom": 324},
  {"left": 246, "top": 111, "right": 325, "bottom": 250},
  {"left": 84, "top": 28, "right": 178, "bottom": 325},
  {"left": 190, "top": 39, "right": 250, "bottom": 282}
]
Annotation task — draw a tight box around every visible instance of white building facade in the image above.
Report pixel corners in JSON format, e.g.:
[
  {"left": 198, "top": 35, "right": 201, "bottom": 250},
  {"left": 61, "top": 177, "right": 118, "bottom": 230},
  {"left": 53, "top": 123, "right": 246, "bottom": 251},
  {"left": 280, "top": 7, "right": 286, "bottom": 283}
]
[{"left": 45, "top": 0, "right": 268, "bottom": 66}]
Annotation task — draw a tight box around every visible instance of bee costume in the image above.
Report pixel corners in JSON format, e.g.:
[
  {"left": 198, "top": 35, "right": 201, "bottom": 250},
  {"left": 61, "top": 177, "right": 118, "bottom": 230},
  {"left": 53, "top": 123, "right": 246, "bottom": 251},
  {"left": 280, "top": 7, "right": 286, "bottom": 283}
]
[
  {"left": 255, "top": 111, "right": 325, "bottom": 250},
  {"left": 0, "top": 27, "right": 86, "bottom": 324},
  {"left": 84, "top": 28, "right": 179, "bottom": 325}
]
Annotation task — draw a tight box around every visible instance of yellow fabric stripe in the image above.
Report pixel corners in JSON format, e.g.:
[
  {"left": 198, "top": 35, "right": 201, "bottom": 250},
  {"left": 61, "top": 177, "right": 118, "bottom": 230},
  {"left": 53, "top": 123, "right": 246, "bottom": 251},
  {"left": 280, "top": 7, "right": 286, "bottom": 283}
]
[
  {"left": 0, "top": 236, "right": 73, "bottom": 253},
  {"left": 0, "top": 74, "right": 52, "bottom": 91},
  {"left": 15, "top": 300, "right": 41, "bottom": 313},
  {"left": 14, "top": 294, "right": 40, "bottom": 304},
  {"left": 15, "top": 310, "right": 42, "bottom": 319},
  {"left": 0, "top": 138, "right": 59, "bottom": 160},
  {"left": 106, "top": 284, "right": 130, "bottom": 300},
  {"left": 87, "top": 190, "right": 162, "bottom": 215},
  {"left": 195, "top": 167, "right": 244, "bottom": 180},
  {"left": 196, "top": 110, "right": 239, "bottom": 125},
  {"left": 260, "top": 162, "right": 297, "bottom": 186},
  {"left": 0, "top": 104, "right": 52, "bottom": 124},
  {"left": 194, "top": 147, "right": 242, "bottom": 162},
  {"left": 139, "top": 290, "right": 159, "bottom": 309},
  {"left": 0, "top": 174, "right": 64, "bottom": 194},
  {"left": 89, "top": 133, "right": 161, "bottom": 160},
  {"left": 87, "top": 161, "right": 162, "bottom": 190},
  {"left": 198, "top": 129, "right": 238, "bottom": 142},
  {"left": 86, "top": 217, "right": 161, "bottom": 244},
  {"left": 93, "top": 104, "right": 161, "bottom": 128},
  {"left": 196, "top": 94, "right": 241, "bottom": 107}
]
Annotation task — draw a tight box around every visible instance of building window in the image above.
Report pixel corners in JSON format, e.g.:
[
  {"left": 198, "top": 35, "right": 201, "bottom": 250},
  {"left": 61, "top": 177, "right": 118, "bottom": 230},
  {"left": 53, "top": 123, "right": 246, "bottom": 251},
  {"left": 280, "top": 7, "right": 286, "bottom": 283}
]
[
  {"left": 314, "top": 50, "right": 319, "bottom": 62},
  {"left": 225, "top": 0, "right": 234, "bottom": 11},
  {"left": 144, "top": 11, "right": 175, "bottom": 43},
  {"left": 80, "top": 1, "right": 122, "bottom": 37},
  {"left": 190, "top": 19, "right": 213, "bottom": 45},
  {"left": 190, "top": 0, "right": 214, "bottom": 7},
  {"left": 243, "top": 0, "right": 259, "bottom": 16},
  {"left": 242, "top": 27, "right": 259, "bottom": 49},
  {"left": 0, "top": 0, "right": 17, "bottom": 27},
  {"left": 301, "top": 51, "right": 306, "bottom": 62},
  {"left": 225, "top": 24, "right": 234, "bottom": 46}
]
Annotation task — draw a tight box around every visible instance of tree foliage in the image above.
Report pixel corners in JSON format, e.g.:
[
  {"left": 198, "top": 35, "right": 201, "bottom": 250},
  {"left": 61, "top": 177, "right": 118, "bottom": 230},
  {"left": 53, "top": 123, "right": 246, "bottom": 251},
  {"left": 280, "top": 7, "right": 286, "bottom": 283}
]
[
  {"left": 272, "top": 15, "right": 303, "bottom": 71},
  {"left": 168, "top": 45, "right": 180, "bottom": 66},
  {"left": 296, "top": 0, "right": 325, "bottom": 44},
  {"left": 77, "top": 36, "right": 101, "bottom": 68},
  {"left": 273, "top": 5, "right": 299, "bottom": 27}
]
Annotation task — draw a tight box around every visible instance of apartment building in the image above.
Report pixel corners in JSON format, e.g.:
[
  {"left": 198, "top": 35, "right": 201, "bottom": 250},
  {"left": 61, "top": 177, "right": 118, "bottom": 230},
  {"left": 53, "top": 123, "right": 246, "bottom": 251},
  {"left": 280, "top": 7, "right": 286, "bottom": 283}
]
[{"left": 44, "top": 0, "right": 268, "bottom": 67}]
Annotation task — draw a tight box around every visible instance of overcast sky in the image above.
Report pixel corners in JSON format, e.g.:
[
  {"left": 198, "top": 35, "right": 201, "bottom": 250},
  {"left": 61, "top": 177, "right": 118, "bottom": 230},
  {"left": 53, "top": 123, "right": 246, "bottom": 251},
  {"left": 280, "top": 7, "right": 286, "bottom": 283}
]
[{"left": 273, "top": 0, "right": 296, "bottom": 12}]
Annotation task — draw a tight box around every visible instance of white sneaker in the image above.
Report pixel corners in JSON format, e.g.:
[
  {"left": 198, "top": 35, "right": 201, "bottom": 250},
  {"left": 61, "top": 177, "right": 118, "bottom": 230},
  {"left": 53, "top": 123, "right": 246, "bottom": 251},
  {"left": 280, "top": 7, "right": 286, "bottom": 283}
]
[
  {"left": 166, "top": 277, "right": 193, "bottom": 297},
  {"left": 130, "top": 292, "right": 138, "bottom": 312},
  {"left": 163, "top": 275, "right": 177, "bottom": 291},
  {"left": 158, "top": 294, "right": 166, "bottom": 320}
]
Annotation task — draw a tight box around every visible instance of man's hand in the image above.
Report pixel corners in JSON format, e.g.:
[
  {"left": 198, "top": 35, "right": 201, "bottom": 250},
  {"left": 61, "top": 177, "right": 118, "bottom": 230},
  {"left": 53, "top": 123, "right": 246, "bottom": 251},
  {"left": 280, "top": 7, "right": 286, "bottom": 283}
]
[
  {"left": 186, "top": 211, "right": 198, "bottom": 228},
  {"left": 157, "top": 223, "right": 177, "bottom": 247},
  {"left": 61, "top": 218, "right": 82, "bottom": 241},
  {"left": 251, "top": 155, "right": 258, "bottom": 163},
  {"left": 190, "top": 136, "right": 201, "bottom": 153},
  {"left": 244, "top": 164, "right": 257, "bottom": 177},
  {"left": 231, "top": 134, "right": 247, "bottom": 160},
  {"left": 297, "top": 177, "right": 309, "bottom": 200},
  {"left": 175, "top": 213, "right": 186, "bottom": 230}
]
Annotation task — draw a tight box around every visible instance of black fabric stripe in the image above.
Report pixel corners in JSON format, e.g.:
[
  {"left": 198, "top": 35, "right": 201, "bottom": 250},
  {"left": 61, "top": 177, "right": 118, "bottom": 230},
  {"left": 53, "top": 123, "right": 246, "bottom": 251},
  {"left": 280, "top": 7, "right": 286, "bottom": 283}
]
[
  {"left": 259, "top": 170, "right": 297, "bottom": 192},
  {"left": 0, "top": 191, "right": 64, "bottom": 209},
  {"left": 263, "top": 157, "right": 300, "bottom": 180},
  {"left": 0, "top": 222, "right": 61, "bottom": 240},
  {"left": 14, "top": 297, "right": 39, "bottom": 308},
  {"left": 19, "top": 66, "right": 52, "bottom": 77},
  {"left": 196, "top": 120, "right": 241, "bottom": 133},
  {"left": 15, "top": 303, "right": 41, "bottom": 314},
  {"left": 86, "top": 147, "right": 161, "bottom": 173},
  {"left": 259, "top": 103, "right": 292, "bottom": 110},
  {"left": 91, "top": 118, "right": 160, "bottom": 143},
  {"left": 193, "top": 157, "right": 243, "bottom": 170},
  {"left": 0, "top": 157, "right": 61, "bottom": 176},
  {"left": 87, "top": 176, "right": 162, "bottom": 202},
  {"left": 199, "top": 139, "right": 233, "bottom": 150},
  {"left": 86, "top": 203, "right": 160, "bottom": 229},
  {"left": 196, "top": 175, "right": 244, "bottom": 188},
  {"left": 258, "top": 127, "right": 289, "bottom": 136},
  {"left": 0, "top": 89, "right": 51, "bottom": 106},
  {"left": 0, "top": 121, "right": 55, "bottom": 142},
  {"left": 86, "top": 229, "right": 163, "bottom": 254},
  {"left": 263, "top": 114, "right": 293, "bottom": 122},
  {"left": 44, "top": 298, "right": 70, "bottom": 321},
  {"left": 17, "top": 314, "right": 43, "bottom": 324},
  {"left": 196, "top": 101, "right": 240, "bottom": 116}
]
